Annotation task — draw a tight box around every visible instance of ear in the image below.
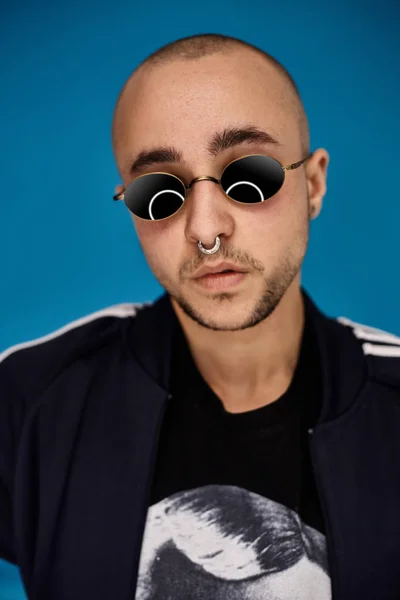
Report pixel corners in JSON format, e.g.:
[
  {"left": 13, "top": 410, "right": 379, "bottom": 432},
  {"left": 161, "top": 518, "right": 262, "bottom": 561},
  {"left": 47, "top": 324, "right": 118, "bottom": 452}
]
[{"left": 306, "top": 148, "right": 329, "bottom": 220}]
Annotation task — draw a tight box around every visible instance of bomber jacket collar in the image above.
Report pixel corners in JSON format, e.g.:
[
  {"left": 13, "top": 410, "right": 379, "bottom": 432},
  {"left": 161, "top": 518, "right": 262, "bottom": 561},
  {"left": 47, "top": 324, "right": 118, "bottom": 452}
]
[{"left": 128, "top": 287, "right": 368, "bottom": 426}]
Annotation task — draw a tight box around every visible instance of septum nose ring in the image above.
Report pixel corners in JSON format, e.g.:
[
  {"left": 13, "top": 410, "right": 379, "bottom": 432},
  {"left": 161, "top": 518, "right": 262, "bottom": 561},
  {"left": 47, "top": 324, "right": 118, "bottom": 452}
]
[{"left": 198, "top": 236, "right": 221, "bottom": 255}]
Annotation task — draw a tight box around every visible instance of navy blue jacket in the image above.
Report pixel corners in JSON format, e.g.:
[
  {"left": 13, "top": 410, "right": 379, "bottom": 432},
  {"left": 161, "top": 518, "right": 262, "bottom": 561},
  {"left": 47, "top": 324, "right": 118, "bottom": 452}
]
[{"left": 1, "top": 289, "right": 400, "bottom": 600}]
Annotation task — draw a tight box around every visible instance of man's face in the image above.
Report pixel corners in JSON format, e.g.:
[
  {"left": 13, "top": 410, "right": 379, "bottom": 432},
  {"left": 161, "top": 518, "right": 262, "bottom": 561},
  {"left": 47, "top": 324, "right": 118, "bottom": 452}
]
[{"left": 114, "top": 50, "right": 322, "bottom": 331}]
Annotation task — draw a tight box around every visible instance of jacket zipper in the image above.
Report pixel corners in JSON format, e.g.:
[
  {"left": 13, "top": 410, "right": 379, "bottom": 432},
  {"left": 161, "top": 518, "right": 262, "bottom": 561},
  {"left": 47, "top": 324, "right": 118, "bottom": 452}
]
[
  {"left": 129, "top": 391, "right": 172, "bottom": 599},
  {"left": 309, "top": 426, "right": 340, "bottom": 600}
]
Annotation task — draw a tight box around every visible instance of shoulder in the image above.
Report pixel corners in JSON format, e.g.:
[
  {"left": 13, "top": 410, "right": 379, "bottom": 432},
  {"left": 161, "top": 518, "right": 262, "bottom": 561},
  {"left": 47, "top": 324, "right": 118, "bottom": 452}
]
[
  {"left": 337, "top": 316, "right": 400, "bottom": 357},
  {"left": 0, "top": 301, "right": 152, "bottom": 398},
  {"left": 336, "top": 316, "right": 400, "bottom": 385}
]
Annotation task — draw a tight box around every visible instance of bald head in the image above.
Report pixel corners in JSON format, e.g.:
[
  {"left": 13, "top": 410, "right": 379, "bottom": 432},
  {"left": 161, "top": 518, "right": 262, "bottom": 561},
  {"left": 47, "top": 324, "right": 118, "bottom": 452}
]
[
  {"left": 111, "top": 34, "right": 309, "bottom": 159},
  {"left": 108, "top": 33, "right": 330, "bottom": 336}
]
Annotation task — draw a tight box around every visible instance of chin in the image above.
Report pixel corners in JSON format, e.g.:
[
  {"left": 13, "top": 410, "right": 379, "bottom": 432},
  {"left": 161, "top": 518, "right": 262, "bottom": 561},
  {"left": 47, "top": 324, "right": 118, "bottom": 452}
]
[
  {"left": 198, "top": 311, "right": 254, "bottom": 332},
  {"left": 174, "top": 291, "right": 278, "bottom": 332}
]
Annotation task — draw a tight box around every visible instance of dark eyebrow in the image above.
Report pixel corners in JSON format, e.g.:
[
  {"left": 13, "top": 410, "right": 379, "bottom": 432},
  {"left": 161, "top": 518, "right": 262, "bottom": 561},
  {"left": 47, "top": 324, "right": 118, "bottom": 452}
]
[
  {"left": 129, "top": 125, "right": 281, "bottom": 175},
  {"left": 130, "top": 147, "right": 183, "bottom": 175},
  {"left": 207, "top": 125, "right": 280, "bottom": 157}
]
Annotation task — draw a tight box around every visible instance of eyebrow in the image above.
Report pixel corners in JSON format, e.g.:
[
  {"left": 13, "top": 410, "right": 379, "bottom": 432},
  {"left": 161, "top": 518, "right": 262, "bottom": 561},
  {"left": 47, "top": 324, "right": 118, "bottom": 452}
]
[{"left": 129, "top": 125, "right": 281, "bottom": 175}]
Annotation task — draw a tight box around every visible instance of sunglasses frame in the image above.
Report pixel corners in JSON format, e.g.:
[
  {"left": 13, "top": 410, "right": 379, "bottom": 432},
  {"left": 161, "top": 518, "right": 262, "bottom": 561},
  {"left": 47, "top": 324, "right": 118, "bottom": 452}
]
[{"left": 113, "top": 151, "right": 313, "bottom": 222}]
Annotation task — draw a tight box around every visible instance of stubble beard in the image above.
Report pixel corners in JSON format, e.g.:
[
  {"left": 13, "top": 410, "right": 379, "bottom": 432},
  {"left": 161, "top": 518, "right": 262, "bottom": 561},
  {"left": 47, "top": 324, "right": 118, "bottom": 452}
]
[
  {"left": 170, "top": 203, "right": 311, "bottom": 331},
  {"left": 169, "top": 244, "right": 306, "bottom": 332},
  {"left": 143, "top": 197, "right": 312, "bottom": 332}
]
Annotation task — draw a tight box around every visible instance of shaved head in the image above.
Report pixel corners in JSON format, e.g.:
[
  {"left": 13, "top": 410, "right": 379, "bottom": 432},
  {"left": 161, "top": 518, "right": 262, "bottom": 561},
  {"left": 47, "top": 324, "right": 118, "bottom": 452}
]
[
  {"left": 111, "top": 34, "right": 309, "bottom": 159},
  {"left": 108, "top": 32, "right": 329, "bottom": 336}
]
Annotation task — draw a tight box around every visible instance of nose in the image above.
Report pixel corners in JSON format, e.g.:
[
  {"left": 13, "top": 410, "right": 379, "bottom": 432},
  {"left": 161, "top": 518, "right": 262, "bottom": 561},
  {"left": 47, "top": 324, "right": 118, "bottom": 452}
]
[{"left": 183, "top": 177, "right": 235, "bottom": 249}]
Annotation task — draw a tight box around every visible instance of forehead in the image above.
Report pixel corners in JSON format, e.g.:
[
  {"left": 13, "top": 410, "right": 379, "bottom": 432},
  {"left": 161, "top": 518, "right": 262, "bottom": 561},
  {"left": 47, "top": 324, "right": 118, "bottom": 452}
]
[{"left": 114, "top": 51, "right": 301, "bottom": 171}]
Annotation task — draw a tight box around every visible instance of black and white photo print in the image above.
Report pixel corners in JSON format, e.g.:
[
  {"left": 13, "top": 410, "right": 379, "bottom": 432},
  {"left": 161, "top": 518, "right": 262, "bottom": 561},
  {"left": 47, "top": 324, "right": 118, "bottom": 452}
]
[{"left": 135, "top": 485, "right": 331, "bottom": 599}]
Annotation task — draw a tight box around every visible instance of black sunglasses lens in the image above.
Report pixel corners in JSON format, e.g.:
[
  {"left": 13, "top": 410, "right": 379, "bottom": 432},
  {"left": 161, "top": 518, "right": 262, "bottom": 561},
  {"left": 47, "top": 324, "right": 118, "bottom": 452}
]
[
  {"left": 124, "top": 174, "right": 185, "bottom": 220},
  {"left": 220, "top": 155, "right": 285, "bottom": 203}
]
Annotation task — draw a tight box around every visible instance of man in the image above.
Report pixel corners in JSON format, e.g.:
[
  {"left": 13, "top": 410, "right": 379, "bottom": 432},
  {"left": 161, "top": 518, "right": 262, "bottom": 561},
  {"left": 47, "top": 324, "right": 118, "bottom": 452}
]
[{"left": 1, "top": 33, "right": 400, "bottom": 600}]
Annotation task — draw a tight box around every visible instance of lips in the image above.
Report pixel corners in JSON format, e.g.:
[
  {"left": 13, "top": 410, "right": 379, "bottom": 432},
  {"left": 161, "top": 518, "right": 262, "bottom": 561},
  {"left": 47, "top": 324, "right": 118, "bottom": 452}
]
[
  {"left": 193, "top": 262, "right": 247, "bottom": 279},
  {"left": 193, "top": 270, "right": 247, "bottom": 291}
]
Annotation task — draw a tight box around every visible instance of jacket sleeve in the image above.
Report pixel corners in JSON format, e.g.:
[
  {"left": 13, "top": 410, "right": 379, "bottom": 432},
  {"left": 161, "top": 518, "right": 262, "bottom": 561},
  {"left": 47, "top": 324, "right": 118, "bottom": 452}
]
[{"left": 0, "top": 354, "right": 24, "bottom": 565}]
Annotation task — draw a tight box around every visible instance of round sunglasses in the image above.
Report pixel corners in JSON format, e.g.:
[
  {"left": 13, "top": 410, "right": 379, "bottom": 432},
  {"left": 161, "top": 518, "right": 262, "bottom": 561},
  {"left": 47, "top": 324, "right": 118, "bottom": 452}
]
[{"left": 113, "top": 152, "right": 313, "bottom": 221}]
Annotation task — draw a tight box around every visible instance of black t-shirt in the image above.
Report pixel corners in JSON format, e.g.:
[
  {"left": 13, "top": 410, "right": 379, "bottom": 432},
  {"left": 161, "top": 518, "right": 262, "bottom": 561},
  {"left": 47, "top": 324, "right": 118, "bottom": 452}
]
[{"left": 134, "top": 316, "right": 332, "bottom": 600}]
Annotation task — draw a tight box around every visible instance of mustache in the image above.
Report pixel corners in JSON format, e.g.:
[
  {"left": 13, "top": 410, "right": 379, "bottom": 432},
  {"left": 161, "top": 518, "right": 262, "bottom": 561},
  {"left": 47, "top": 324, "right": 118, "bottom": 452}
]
[{"left": 182, "top": 248, "right": 263, "bottom": 277}]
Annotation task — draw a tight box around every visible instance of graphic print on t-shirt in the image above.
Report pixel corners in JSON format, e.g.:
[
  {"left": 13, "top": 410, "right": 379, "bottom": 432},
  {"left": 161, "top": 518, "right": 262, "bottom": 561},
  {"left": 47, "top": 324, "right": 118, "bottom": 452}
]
[{"left": 135, "top": 485, "right": 331, "bottom": 600}]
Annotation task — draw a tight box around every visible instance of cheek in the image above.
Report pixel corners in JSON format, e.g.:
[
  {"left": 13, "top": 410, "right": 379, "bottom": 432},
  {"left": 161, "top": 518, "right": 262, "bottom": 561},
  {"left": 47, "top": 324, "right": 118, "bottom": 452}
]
[
  {"left": 133, "top": 217, "right": 163, "bottom": 250},
  {"left": 243, "top": 189, "right": 306, "bottom": 244},
  {"left": 133, "top": 217, "right": 179, "bottom": 273}
]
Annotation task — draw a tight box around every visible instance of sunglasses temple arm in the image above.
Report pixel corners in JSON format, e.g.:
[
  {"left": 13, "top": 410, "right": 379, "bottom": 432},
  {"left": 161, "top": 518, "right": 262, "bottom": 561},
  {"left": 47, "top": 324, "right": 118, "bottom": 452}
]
[
  {"left": 283, "top": 152, "right": 314, "bottom": 172},
  {"left": 113, "top": 190, "right": 125, "bottom": 201}
]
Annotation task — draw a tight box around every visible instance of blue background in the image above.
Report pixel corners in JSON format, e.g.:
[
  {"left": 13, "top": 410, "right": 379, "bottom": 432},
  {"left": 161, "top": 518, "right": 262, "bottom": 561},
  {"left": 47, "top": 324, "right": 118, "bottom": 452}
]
[{"left": 0, "top": 0, "right": 399, "bottom": 597}]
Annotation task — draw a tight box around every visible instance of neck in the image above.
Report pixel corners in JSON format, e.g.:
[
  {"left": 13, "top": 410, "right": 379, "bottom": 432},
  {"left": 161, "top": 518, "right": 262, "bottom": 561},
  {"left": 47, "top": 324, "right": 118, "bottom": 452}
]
[{"left": 170, "top": 282, "right": 305, "bottom": 413}]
